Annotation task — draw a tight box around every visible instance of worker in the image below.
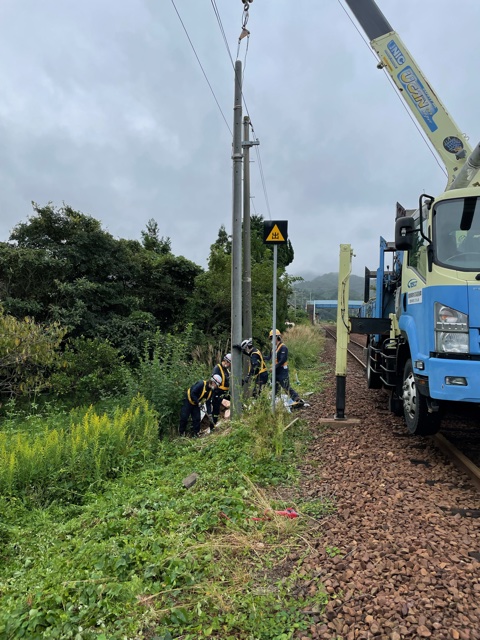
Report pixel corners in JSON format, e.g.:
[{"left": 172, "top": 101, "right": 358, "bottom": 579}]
[
  {"left": 211, "top": 353, "right": 231, "bottom": 425},
  {"left": 179, "top": 374, "right": 221, "bottom": 437},
  {"left": 267, "top": 329, "right": 305, "bottom": 407},
  {"left": 238, "top": 338, "right": 268, "bottom": 397}
]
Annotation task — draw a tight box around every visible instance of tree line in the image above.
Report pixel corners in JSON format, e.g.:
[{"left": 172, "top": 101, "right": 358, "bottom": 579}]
[{"left": 0, "top": 203, "right": 296, "bottom": 403}]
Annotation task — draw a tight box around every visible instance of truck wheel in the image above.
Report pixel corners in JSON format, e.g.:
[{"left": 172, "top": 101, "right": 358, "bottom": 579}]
[
  {"left": 402, "top": 359, "right": 440, "bottom": 435},
  {"left": 366, "top": 345, "right": 382, "bottom": 389}
]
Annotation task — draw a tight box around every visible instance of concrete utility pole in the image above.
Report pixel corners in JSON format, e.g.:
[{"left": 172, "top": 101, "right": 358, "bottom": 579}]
[
  {"left": 242, "top": 116, "right": 253, "bottom": 345},
  {"left": 231, "top": 60, "right": 243, "bottom": 417}
]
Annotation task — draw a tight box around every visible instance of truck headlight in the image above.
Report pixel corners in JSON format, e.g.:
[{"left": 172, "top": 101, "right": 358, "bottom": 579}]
[{"left": 434, "top": 303, "right": 469, "bottom": 353}]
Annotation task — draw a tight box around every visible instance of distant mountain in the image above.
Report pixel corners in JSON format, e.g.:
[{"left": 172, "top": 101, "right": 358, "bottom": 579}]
[
  {"left": 289, "top": 269, "right": 317, "bottom": 282},
  {"left": 292, "top": 272, "right": 365, "bottom": 301}
]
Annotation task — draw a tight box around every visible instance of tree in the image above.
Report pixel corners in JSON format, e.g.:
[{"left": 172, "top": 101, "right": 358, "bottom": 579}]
[
  {"left": 141, "top": 219, "right": 171, "bottom": 255},
  {"left": 188, "top": 220, "right": 294, "bottom": 346},
  {"left": 1, "top": 203, "right": 203, "bottom": 362}
]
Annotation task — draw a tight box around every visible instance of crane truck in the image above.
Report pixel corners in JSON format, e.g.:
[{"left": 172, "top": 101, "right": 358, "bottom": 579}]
[{"left": 344, "top": 0, "right": 480, "bottom": 435}]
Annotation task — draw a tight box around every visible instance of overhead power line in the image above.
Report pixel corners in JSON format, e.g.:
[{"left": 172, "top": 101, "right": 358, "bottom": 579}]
[{"left": 170, "top": 0, "right": 232, "bottom": 136}]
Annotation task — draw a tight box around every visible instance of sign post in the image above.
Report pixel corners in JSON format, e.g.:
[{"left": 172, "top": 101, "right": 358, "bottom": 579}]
[{"left": 263, "top": 221, "right": 288, "bottom": 412}]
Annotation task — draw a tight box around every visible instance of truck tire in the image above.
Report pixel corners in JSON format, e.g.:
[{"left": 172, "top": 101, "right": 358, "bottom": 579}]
[
  {"left": 366, "top": 345, "right": 382, "bottom": 389},
  {"left": 402, "top": 359, "right": 440, "bottom": 435}
]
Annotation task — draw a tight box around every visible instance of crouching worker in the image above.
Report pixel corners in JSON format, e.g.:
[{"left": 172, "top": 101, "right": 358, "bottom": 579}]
[
  {"left": 211, "top": 353, "right": 231, "bottom": 425},
  {"left": 239, "top": 338, "right": 268, "bottom": 397},
  {"left": 179, "top": 374, "right": 222, "bottom": 437}
]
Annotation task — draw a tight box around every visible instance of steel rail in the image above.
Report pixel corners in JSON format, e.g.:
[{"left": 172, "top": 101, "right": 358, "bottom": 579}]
[{"left": 324, "top": 327, "right": 366, "bottom": 369}]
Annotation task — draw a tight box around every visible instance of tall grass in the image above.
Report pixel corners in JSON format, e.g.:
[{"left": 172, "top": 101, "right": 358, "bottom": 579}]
[
  {"left": 242, "top": 389, "right": 291, "bottom": 458},
  {"left": 0, "top": 394, "right": 158, "bottom": 503},
  {"left": 283, "top": 324, "right": 324, "bottom": 370}
]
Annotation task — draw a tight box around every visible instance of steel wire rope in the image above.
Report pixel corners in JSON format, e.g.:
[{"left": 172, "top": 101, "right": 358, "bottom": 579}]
[
  {"left": 170, "top": 0, "right": 232, "bottom": 136},
  {"left": 236, "top": 2, "right": 250, "bottom": 80},
  {"left": 337, "top": 0, "right": 448, "bottom": 179}
]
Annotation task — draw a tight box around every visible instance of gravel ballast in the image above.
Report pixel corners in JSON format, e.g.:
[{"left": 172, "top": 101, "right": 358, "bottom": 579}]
[{"left": 291, "top": 335, "right": 480, "bottom": 640}]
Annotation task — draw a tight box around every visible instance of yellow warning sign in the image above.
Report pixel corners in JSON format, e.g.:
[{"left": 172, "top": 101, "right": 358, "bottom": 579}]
[
  {"left": 263, "top": 220, "right": 288, "bottom": 244},
  {"left": 265, "top": 224, "right": 285, "bottom": 243}
]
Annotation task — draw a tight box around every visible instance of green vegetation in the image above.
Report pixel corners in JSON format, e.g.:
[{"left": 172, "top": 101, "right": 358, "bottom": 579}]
[
  {"left": 0, "top": 201, "right": 335, "bottom": 638},
  {"left": 0, "top": 308, "right": 66, "bottom": 397},
  {"left": 0, "top": 327, "right": 332, "bottom": 639},
  {"left": 0, "top": 395, "right": 158, "bottom": 504},
  {"left": 282, "top": 325, "right": 328, "bottom": 396},
  {"left": 0, "top": 204, "right": 295, "bottom": 367}
]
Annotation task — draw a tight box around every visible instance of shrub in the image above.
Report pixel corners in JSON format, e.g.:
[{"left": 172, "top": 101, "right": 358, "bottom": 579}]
[
  {"left": 0, "top": 308, "right": 66, "bottom": 398},
  {"left": 50, "top": 336, "right": 129, "bottom": 403},
  {"left": 127, "top": 325, "right": 206, "bottom": 437}
]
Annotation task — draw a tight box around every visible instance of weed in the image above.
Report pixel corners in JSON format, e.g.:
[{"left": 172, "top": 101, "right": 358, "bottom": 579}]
[{"left": 325, "top": 545, "right": 343, "bottom": 558}]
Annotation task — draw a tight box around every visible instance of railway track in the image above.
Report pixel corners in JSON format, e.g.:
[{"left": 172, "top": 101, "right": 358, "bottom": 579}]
[{"left": 323, "top": 324, "right": 480, "bottom": 492}]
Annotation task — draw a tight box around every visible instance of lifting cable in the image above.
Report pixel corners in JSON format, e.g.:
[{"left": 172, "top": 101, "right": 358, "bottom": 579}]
[
  {"left": 237, "top": 1, "right": 272, "bottom": 220},
  {"left": 237, "top": 0, "right": 252, "bottom": 67}
]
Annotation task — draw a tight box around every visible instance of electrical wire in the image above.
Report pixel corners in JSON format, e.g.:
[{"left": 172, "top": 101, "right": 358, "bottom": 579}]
[
  {"left": 170, "top": 0, "right": 232, "bottom": 136},
  {"left": 337, "top": 0, "right": 448, "bottom": 179},
  {"left": 211, "top": 0, "right": 236, "bottom": 69}
]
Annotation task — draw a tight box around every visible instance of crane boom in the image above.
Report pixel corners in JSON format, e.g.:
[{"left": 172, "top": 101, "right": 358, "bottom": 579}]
[{"left": 344, "top": 0, "right": 472, "bottom": 187}]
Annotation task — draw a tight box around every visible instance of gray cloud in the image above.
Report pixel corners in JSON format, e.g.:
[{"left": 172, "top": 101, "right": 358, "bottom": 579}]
[{"left": 0, "top": 0, "right": 478, "bottom": 277}]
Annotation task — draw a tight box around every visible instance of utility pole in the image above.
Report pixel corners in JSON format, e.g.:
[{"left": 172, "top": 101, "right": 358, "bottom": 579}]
[
  {"left": 242, "top": 116, "right": 253, "bottom": 344},
  {"left": 231, "top": 60, "right": 243, "bottom": 417}
]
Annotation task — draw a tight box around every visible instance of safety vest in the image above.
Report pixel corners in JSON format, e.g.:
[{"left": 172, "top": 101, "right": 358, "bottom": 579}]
[
  {"left": 214, "top": 364, "right": 229, "bottom": 391},
  {"left": 275, "top": 342, "right": 288, "bottom": 369},
  {"left": 187, "top": 381, "right": 213, "bottom": 406},
  {"left": 250, "top": 349, "right": 267, "bottom": 377}
]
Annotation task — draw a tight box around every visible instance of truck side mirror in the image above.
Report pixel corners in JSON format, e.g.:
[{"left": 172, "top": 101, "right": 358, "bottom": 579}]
[{"left": 395, "top": 216, "right": 415, "bottom": 250}]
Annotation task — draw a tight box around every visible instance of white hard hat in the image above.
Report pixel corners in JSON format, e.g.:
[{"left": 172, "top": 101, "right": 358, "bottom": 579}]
[
  {"left": 211, "top": 374, "right": 222, "bottom": 386},
  {"left": 223, "top": 353, "right": 232, "bottom": 363},
  {"left": 241, "top": 338, "right": 253, "bottom": 351}
]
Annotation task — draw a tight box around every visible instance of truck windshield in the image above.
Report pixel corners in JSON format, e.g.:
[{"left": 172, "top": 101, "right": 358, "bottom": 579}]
[{"left": 434, "top": 197, "right": 480, "bottom": 270}]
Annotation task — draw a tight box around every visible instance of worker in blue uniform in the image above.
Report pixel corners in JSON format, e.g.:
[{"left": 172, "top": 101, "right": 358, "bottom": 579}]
[
  {"left": 267, "top": 329, "right": 304, "bottom": 407},
  {"left": 238, "top": 338, "right": 269, "bottom": 397},
  {"left": 179, "top": 374, "right": 221, "bottom": 437},
  {"left": 211, "top": 353, "right": 231, "bottom": 425}
]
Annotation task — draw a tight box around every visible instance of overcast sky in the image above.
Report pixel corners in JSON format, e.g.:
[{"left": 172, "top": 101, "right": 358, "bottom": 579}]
[{"left": 1, "top": 0, "right": 479, "bottom": 279}]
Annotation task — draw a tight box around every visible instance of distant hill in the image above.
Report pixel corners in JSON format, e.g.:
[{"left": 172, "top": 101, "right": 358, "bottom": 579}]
[{"left": 292, "top": 272, "right": 365, "bottom": 301}]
